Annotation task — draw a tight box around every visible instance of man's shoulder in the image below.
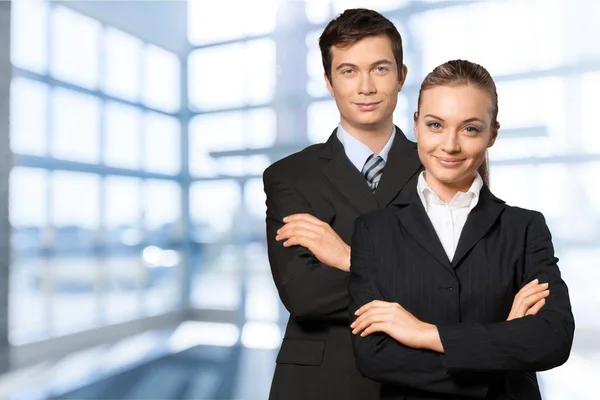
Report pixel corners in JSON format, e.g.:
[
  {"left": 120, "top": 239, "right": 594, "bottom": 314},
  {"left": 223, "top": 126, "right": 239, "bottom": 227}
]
[{"left": 263, "top": 142, "right": 328, "bottom": 181}]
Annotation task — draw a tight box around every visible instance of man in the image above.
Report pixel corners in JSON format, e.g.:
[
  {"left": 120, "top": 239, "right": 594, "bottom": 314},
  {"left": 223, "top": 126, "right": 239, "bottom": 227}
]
[{"left": 263, "top": 9, "right": 421, "bottom": 400}]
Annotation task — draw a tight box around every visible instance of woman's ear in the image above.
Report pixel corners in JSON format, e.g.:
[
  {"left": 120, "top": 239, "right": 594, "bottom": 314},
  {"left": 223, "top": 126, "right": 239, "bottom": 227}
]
[
  {"left": 413, "top": 112, "right": 419, "bottom": 138},
  {"left": 488, "top": 121, "right": 500, "bottom": 148}
]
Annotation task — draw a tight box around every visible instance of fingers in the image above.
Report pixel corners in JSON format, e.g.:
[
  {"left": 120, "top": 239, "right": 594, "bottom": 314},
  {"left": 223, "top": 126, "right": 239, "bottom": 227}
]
[
  {"left": 517, "top": 282, "right": 549, "bottom": 300},
  {"left": 283, "top": 214, "right": 325, "bottom": 225},
  {"left": 276, "top": 226, "right": 319, "bottom": 242},
  {"left": 276, "top": 220, "right": 328, "bottom": 241},
  {"left": 526, "top": 298, "right": 546, "bottom": 316},
  {"left": 354, "top": 300, "right": 393, "bottom": 316},
  {"left": 360, "top": 322, "right": 386, "bottom": 337},
  {"left": 351, "top": 309, "right": 391, "bottom": 335},
  {"left": 521, "top": 278, "right": 540, "bottom": 290},
  {"left": 508, "top": 286, "right": 550, "bottom": 320},
  {"left": 523, "top": 289, "right": 550, "bottom": 309}
]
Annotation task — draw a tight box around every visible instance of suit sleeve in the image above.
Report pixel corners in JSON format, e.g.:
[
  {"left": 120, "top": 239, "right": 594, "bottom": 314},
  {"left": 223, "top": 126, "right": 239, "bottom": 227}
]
[
  {"left": 349, "top": 216, "right": 489, "bottom": 398},
  {"left": 438, "top": 212, "right": 575, "bottom": 373},
  {"left": 263, "top": 166, "right": 350, "bottom": 321}
]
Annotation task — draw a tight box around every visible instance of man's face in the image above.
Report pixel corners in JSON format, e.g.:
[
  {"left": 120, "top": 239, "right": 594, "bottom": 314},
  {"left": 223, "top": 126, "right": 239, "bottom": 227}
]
[{"left": 325, "top": 35, "right": 407, "bottom": 131}]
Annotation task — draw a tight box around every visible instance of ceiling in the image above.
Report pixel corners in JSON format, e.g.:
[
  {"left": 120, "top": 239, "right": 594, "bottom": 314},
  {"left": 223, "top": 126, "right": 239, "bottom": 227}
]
[{"left": 55, "top": 0, "right": 189, "bottom": 56}]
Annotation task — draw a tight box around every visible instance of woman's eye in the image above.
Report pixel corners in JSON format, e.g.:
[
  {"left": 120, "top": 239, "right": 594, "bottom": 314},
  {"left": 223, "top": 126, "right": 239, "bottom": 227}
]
[{"left": 427, "top": 122, "right": 442, "bottom": 129}]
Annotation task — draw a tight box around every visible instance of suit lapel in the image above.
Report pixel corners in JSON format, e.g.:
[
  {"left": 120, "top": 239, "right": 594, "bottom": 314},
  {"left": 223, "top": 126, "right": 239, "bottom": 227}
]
[
  {"left": 321, "top": 130, "right": 378, "bottom": 215},
  {"left": 394, "top": 190, "right": 455, "bottom": 276},
  {"left": 452, "top": 186, "right": 506, "bottom": 267},
  {"left": 374, "top": 127, "right": 422, "bottom": 208}
]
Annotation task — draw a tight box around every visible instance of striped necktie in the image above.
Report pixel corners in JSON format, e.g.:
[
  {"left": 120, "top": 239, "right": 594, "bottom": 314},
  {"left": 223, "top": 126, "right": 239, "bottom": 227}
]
[{"left": 361, "top": 154, "right": 385, "bottom": 193}]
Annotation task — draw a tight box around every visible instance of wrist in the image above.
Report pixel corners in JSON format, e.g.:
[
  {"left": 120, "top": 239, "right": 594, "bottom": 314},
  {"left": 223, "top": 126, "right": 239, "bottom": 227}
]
[
  {"left": 342, "top": 245, "right": 351, "bottom": 271},
  {"left": 421, "top": 323, "right": 444, "bottom": 353}
]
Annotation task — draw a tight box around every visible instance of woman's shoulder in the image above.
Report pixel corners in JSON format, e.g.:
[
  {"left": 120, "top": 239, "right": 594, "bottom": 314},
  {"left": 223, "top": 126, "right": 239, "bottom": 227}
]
[
  {"left": 355, "top": 207, "right": 400, "bottom": 231},
  {"left": 499, "top": 202, "right": 547, "bottom": 227}
]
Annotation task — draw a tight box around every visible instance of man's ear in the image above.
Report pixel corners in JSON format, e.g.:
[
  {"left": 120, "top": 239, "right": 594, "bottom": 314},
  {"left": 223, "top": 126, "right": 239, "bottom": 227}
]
[{"left": 397, "top": 64, "right": 409, "bottom": 92}]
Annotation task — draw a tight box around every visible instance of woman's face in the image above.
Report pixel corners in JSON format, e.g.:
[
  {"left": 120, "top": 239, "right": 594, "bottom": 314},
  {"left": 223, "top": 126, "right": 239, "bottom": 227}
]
[{"left": 414, "top": 84, "right": 498, "bottom": 191}]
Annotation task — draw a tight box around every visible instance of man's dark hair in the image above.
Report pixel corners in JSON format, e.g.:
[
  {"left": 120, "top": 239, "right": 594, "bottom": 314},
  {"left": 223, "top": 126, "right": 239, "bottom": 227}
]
[{"left": 318, "top": 8, "right": 404, "bottom": 82}]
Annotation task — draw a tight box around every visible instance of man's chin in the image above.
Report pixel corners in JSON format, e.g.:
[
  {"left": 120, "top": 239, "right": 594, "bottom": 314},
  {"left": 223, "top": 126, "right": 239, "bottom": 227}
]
[{"left": 350, "top": 116, "right": 388, "bottom": 129}]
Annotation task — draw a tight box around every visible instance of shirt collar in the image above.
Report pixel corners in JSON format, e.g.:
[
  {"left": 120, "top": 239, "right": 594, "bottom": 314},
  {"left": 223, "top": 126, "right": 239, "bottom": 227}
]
[
  {"left": 336, "top": 124, "right": 396, "bottom": 172},
  {"left": 417, "top": 171, "right": 483, "bottom": 212}
]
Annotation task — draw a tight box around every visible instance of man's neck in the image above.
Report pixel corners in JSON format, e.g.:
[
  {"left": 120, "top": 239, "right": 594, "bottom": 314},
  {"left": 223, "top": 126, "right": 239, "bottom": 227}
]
[{"left": 340, "top": 119, "right": 394, "bottom": 154}]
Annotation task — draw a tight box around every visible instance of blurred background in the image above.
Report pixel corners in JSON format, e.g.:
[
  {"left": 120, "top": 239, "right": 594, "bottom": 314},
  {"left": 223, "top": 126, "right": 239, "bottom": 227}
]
[{"left": 0, "top": 0, "right": 598, "bottom": 399}]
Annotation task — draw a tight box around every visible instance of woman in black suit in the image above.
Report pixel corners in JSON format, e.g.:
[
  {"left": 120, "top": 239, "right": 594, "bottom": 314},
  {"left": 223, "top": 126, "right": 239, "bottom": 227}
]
[{"left": 348, "top": 59, "right": 574, "bottom": 399}]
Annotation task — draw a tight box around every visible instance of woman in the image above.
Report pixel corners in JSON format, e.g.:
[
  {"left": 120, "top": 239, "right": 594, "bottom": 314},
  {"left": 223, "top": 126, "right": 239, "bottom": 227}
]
[{"left": 348, "top": 60, "right": 574, "bottom": 399}]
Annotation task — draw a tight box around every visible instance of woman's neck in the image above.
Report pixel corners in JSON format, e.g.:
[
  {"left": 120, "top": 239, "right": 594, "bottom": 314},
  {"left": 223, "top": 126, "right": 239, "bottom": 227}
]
[{"left": 424, "top": 172, "right": 476, "bottom": 203}]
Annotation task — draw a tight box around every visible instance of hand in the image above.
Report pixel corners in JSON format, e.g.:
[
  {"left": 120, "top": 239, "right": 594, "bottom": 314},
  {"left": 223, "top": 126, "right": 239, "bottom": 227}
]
[
  {"left": 507, "top": 279, "right": 550, "bottom": 321},
  {"left": 350, "top": 300, "right": 444, "bottom": 352},
  {"left": 276, "top": 213, "right": 351, "bottom": 271}
]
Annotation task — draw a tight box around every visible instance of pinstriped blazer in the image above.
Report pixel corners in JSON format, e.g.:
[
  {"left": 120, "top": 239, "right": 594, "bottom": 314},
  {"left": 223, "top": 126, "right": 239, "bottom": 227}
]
[{"left": 349, "top": 185, "right": 574, "bottom": 400}]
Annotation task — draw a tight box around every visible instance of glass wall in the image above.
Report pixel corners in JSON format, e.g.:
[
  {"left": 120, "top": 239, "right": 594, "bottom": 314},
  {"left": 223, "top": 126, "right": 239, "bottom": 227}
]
[
  {"left": 10, "top": 0, "right": 183, "bottom": 343},
  {"left": 7, "top": 0, "right": 599, "bottom": 397}
]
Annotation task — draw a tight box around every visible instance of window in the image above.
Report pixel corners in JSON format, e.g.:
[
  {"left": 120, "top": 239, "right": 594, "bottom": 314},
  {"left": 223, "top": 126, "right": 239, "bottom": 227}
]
[
  {"left": 51, "top": 171, "right": 101, "bottom": 230},
  {"left": 307, "top": 100, "right": 339, "bottom": 143},
  {"left": 9, "top": 167, "right": 48, "bottom": 343},
  {"left": 188, "top": 39, "right": 276, "bottom": 110},
  {"left": 189, "top": 108, "right": 276, "bottom": 177},
  {"left": 50, "top": 88, "right": 101, "bottom": 163},
  {"left": 142, "top": 112, "right": 181, "bottom": 174},
  {"left": 10, "top": 167, "right": 48, "bottom": 231},
  {"left": 581, "top": 72, "right": 600, "bottom": 153},
  {"left": 188, "top": 0, "right": 276, "bottom": 44},
  {"left": 102, "top": 27, "right": 142, "bottom": 102},
  {"left": 332, "top": 0, "right": 405, "bottom": 14},
  {"left": 142, "top": 180, "right": 181, "bottom": 313},
  {"left": 489, "top": 78, "right": 567, "bottom": 160},
  {"left": 306, "top": 30, "right": 328, "bottom": 98},
  {"left": 104, "top": 101, "right": 142, "bottom": 169},
  {"left": 50, "top": 171, "right": 101, "bottom": 336},
  {"left": 305, "top": 0, "right": 331, "bottom": 24},
  {"left": 10, "top": 78, "right": 48, "bottom": 156},
  {"left": 410, "top": 1, "right": 564, "bottom": 77},
  {"left": 142, "top": 45, "right": 181, "bottom": 113},
  {"left": 104, "top": 176, "right": 143, "bottom": 323},
  {"left": 104, "top": 176, "right": 142, "bottom": 233},
  {"left": 10, "top": 0, "right": 49, "bottom": 74},
  {"left": 488, "top": 165, "right": 536, "bottom": 211},
  {"left": 50, "top": 6, "right": 101, "bottom": 89},
  {"left": 143, "top": 180, "right": 181, "bottom": 236},
  {"left": 190, "top": 180, "right": 242, "bottom": 310},
  {"left": 244, "top": 179, "right": 267, "bottom": 221}
]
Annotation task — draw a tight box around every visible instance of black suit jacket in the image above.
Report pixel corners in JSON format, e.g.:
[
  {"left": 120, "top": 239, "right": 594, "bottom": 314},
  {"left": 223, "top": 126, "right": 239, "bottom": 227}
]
[
  {"left": 263, "top": 128, "right": 422, "bottom": 400},
  {"left": 349, "top": 185, "right": 575, "bottom": 400}
]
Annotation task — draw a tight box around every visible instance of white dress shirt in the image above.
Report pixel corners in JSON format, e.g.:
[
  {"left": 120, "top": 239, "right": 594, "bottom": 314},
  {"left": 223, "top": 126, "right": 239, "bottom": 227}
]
[
  {"left": 336, "top": 124, "right": 396, "bottom": 172},
  {"left": 417, "top": 171, "right": 484, "bottom": 261}
]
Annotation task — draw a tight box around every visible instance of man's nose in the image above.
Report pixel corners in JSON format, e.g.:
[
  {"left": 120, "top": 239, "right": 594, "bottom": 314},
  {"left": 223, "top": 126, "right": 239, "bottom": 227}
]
[{"left": 357, "top": 72, "right": 376, "bottom": 95}]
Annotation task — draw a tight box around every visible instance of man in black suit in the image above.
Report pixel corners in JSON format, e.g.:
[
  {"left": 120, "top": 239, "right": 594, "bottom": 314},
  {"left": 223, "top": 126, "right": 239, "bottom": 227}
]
[{"left": 262, "top": 8, "right": 421, "bottom": 400}]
